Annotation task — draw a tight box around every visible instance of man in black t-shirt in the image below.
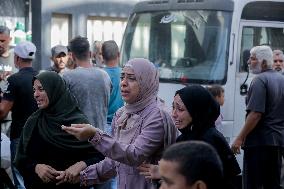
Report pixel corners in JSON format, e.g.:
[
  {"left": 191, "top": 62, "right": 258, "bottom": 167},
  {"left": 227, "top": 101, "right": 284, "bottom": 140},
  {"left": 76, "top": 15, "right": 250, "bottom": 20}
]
[{"left": 0, "top": 41, "right": 38, "bottom": 189}]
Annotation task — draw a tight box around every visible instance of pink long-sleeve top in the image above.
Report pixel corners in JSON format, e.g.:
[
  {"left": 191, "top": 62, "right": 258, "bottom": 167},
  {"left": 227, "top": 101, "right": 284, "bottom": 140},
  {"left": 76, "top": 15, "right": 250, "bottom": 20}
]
[{"left": 80, "top": 103, "right": 168, "bottom": 189}]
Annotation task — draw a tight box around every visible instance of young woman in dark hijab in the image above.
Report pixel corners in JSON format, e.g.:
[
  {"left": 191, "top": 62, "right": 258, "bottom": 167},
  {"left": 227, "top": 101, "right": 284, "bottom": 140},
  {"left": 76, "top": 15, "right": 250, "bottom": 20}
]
[
  {"left": 14, "top": 71, "right": 104, "bottom": 189},
  {"left": 139, "top": 85, "right": 240, "bottom": 189},
  {"left": 174, "top": 85, "right": 220, "bottom": 142},
  {"left": 174, "top": 85, "right": 240, "bottom": 187}
]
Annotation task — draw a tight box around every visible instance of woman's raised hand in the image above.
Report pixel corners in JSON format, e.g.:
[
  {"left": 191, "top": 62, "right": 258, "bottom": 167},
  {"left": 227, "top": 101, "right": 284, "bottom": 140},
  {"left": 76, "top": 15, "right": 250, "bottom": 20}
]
[{"left": 62, "top": 124, "right": 96, "bottom": 141}]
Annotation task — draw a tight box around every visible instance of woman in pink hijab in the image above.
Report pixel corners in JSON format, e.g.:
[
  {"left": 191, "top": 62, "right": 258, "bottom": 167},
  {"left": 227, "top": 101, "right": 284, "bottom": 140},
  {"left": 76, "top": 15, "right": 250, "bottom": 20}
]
[{"left": 62, "top": 58, "right": 176, "bottom": 189}]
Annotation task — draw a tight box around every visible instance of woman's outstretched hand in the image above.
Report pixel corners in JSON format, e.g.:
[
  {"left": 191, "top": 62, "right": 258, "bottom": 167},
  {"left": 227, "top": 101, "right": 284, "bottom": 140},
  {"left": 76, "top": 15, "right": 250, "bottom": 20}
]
[{"left": 62, "top": 124, "right": 96, "bottom": 141}]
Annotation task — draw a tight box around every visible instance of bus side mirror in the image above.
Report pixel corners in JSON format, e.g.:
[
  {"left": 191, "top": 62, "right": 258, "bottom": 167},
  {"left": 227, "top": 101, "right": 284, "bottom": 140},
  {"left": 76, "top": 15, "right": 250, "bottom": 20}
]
[{"left": 240, "top": 49, "right": 250, "bottom": 95}]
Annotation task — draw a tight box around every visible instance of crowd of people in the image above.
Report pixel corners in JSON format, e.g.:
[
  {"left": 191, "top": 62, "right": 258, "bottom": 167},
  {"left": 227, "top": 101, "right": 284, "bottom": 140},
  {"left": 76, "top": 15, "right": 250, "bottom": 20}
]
[{"left": 1, "top": 22, "right": 284, "bottom": 189}]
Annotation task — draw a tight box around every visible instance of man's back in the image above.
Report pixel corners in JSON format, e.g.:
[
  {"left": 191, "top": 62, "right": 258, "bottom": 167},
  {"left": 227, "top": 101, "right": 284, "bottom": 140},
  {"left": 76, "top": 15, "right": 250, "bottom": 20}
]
[
  {"left": 104, "top": 66, "right": 124, "bottom": 125},
  {"left": 63, "top": 67, "right": 111, "bottom": 130}
]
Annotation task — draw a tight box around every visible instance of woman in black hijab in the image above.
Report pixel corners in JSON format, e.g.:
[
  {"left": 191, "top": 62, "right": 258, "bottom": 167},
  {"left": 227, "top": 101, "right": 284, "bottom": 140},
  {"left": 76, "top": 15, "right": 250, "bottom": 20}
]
[
  {"left": 14, "top": 71, "right": 104, "bottom": 189},
  {"left": 139, "top": 85, "right": 240, "bottom": 189},
  {"left": 173, "top": 85, "right": 240, "bottom": 188},
  {"left": 174, "top": 85, "right": 220, "bottom": 142}
]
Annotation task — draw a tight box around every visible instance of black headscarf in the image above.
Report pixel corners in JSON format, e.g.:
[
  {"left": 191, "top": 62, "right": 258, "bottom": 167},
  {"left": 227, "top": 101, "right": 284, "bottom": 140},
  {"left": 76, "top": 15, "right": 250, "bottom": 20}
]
[
  {"left": 175, "top": 85, "right": 220, "bottom": 140},
  {"left": 15, "top": 71, "right": 101, "bottom": 168},
  {"left": 176, "top": 85, "right": 241, "bottom": 184}
]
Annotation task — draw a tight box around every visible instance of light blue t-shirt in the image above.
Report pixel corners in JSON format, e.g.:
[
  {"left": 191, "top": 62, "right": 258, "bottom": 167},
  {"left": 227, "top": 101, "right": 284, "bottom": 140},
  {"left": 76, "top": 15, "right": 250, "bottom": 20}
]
[{"left": 104, "top": 66, "right": 124, "bottom": 125}]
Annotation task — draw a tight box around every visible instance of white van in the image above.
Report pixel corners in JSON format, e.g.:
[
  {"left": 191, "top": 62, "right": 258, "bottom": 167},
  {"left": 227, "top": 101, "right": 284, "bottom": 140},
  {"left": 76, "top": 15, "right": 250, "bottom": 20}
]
[{"left": 120, "top": 0, "right": 284, "bottom": 168}]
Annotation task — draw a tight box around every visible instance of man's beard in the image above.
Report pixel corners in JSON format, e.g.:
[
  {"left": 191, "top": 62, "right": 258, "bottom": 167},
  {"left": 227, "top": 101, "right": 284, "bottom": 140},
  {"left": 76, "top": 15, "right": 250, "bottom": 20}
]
[
  {"left": 250, "top": 63, "right": 262, "bottom": 74},
  {"left": 0, "top": 47, "right": 5, "bottom": 56},
  {"left": 274, "top": 67, "right": 283, "bottom": 72}
]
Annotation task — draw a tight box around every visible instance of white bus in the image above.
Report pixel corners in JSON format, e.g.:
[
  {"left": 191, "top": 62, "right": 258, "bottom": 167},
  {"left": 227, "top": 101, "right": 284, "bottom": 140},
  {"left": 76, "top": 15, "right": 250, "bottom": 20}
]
[{"left": 119, "top": 0, "right": 284, "bottom": 167}]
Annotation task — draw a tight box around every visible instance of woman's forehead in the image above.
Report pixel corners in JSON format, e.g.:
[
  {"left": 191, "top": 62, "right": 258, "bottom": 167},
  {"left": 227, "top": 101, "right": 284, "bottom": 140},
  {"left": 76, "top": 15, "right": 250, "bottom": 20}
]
[
  {"left": 122, "top": 66, "right": 134, "bottom": 74},
  {"left": 33, "top": 79, "right": 42, "bottom": 86},
  {"left": 174, "top": 94, "right": 185, "bottom": 105}
]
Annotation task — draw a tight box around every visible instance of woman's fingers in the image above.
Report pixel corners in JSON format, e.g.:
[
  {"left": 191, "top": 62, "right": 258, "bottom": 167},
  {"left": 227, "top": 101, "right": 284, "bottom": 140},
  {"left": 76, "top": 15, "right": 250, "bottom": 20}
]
[
  {"left": 137, "top": 166, "right": 149, "bottom": 172},
  {"left": 55, "top": 171, "right": 65, "bottom": 179},
  {"left": 62, "top": 124, "right": 96, "bottom": 140},
  {"left": 71, "top": 124, "right": 88, "bottom": 128},
  {"left": 62, "top": 125, "right": 77, "bottom": 133},
  {"left": 62, "top": 124, "right": 89, "bottom": 134},
  {"left": 138, "top": 164, "right": 152, "bottom": 178}
]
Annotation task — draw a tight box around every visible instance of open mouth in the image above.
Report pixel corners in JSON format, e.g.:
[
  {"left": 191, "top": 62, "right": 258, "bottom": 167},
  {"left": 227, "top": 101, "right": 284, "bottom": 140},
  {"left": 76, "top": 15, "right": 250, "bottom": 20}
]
[
  {"left": 36, "top": 99, "right": 43, "bottom": 105},
  {"left": 121, "top": 90, "right": 130, "bottom": 96},
  {"left": 174, "top": 120, "right": 182, "bottom": 127}
]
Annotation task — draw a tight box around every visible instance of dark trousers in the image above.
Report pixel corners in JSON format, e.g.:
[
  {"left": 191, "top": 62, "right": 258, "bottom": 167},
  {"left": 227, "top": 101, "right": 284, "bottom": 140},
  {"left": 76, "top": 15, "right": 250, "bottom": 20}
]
[{"left": 243, "top": 146, "right": 283, "bottom": 189}]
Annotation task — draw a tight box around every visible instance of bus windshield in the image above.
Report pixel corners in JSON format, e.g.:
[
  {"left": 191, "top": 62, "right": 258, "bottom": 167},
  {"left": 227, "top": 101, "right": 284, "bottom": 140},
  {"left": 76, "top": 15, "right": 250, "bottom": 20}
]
[{"left": 121, "top": 10, "right": 232, "bottom": 84}]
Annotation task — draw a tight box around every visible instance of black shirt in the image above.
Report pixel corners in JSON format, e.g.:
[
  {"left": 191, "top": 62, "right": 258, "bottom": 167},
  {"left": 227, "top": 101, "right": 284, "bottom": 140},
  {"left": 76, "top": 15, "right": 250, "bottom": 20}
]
[
  {"left": 21, "top": 126, "right": 103, "bottom": 189},
  {"left": 3, "top": 67, "right": 38, "bottom": 139}
]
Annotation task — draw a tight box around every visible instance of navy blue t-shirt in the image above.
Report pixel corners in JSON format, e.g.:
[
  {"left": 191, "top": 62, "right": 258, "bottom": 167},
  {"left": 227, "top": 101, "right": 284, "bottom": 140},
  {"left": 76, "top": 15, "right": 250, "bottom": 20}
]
[{"left": 3, "top": 67, "right": 38, "bottom": 139}]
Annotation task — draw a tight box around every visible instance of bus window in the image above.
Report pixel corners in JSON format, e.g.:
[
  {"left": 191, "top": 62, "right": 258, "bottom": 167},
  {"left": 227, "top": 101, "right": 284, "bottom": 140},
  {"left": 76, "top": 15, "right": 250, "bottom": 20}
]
[
  {"left": 121, "top": 10, "right": 232, "bottom": 84},
  {"left": 239, "top": 1, "right": 284, "bottom": 72},
  {"left": 239, "top": 26, "right": 284, "bottom": 72},
  {"left": 242, "top": 2, "right": 284, "bottom": 22}
]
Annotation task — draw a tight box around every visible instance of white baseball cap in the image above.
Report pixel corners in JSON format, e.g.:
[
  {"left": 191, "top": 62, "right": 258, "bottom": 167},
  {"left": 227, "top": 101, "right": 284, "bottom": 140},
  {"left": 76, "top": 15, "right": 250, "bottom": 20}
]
[{"left": 14, "top": 41, "right": 36, "bottom": 59}]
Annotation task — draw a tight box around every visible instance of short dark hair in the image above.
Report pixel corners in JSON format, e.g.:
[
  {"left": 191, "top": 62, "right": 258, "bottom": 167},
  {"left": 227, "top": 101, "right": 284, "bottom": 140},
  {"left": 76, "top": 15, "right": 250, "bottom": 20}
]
[
  {"left": 21, "top": 58, "right": 33, "bottom": 63},
  {"left": 15, "top": 54, "right": 32, "bottom": 63},
  {"left": 162, "top": 141, "right": 223, "bottom": 189},
  {"left": 68, "top": 36, "right": 90, "bottom": 61},
  {"left": 102, "top": 40, "right": 119, "bottom": 61},
  {"left": 0, "top": 26, "right": 10, "bottom": 36},
  {"left": 207, "top": 85, "right": 224, "bottom": 98}
]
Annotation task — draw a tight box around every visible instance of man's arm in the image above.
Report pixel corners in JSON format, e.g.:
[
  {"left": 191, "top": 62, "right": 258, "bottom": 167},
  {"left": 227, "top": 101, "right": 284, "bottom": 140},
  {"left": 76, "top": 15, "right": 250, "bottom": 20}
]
[
  {"left": 231, "top": 111, "right": 262, "bottom": 154},
  {"left": 0, "top": 100, "right": 13, "bottom": 120}
]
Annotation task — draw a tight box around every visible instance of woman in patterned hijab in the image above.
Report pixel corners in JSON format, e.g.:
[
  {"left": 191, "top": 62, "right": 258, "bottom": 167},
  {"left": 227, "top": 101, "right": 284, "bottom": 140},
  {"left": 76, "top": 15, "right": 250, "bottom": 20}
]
[{"left": 63, "top": 58, "right": 176, "bottom": 189}]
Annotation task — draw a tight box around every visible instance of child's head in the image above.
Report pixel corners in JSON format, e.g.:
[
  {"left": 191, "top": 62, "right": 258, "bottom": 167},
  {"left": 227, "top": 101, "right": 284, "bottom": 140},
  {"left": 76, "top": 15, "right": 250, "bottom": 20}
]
[{"left": 207, "top": 85, "right": 225, "bottom": 106}]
